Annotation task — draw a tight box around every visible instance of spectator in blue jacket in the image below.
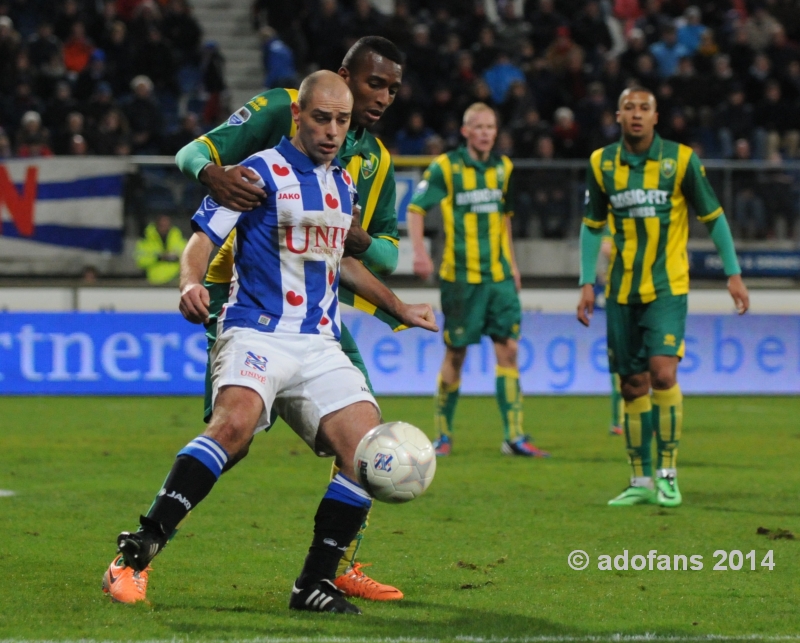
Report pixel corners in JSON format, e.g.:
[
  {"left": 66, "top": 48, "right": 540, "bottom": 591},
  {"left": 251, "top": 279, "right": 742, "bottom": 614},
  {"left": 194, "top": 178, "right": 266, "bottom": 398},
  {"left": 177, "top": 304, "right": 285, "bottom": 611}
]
[
  {"left": 483, "top": 52, "right": 526, "bottom": 104},
  {"left": 261, "top": 26, "right": 296, "bottom": 89},
  {"left": 650, "top": 24, "right": 690, "bottom": 78},
  {"left": 677, "top": 6, "right": 706, "bottom": 55}
]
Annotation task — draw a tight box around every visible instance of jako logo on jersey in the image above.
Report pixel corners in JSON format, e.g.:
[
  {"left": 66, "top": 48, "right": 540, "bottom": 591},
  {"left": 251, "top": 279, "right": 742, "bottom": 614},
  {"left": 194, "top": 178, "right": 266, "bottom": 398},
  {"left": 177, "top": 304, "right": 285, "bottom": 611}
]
[
  {"left": 361, "top": 152, "right": 379, "bottom": 180},
  {"left": 244, "top": 351, "right": 269, "bottom": 371},
  {"left": 374, "top": 452, "right": 393, "bottom": 472},
  {"left": 228, "top": 106, "right": 251, "bottom": 126},
  {"left": 609, "top": 189, "right": 670, "bottom": 209},
  {"left": 278, "top": 193, "right": 300, "bottom": 200},
  {"left": 284, "top": 225, "right": 348, "bottom": 254}
]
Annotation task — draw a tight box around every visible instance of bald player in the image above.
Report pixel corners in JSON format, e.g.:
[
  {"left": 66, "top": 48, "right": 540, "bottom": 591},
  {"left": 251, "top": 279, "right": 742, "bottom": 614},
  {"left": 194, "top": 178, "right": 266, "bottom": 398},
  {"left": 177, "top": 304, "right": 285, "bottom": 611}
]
[
  {"left": 578, "top": 85, "right": 748, "bottom": 507},
  {"left": 102, "top": 71, "right": 437, "bottom": 614}
]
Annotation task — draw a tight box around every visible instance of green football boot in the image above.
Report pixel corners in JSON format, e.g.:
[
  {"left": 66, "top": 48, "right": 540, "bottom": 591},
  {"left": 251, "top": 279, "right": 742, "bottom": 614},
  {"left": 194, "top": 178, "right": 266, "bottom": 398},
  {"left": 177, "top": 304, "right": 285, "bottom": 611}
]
[
  {"left": 656, "top": 474, "right": 682, "bottom": 507},
  {"left": 608, "top": 485, "right": 656, "bottom": 506}
]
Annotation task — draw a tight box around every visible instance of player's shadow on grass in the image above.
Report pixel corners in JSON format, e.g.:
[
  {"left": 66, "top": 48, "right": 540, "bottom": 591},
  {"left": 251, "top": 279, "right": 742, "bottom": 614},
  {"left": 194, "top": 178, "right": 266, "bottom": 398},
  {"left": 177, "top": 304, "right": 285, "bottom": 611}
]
[{"left": 159, "top": 599, "right": 582, "bottom": 638}]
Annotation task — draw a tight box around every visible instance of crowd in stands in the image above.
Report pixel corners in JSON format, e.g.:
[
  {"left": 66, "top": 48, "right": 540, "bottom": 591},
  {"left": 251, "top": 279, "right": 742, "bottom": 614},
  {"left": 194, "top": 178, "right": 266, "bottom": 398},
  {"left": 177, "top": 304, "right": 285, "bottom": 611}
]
[
  {"left": 253, "top": 0, "right": 800, "bottom": 164},
  {"left": 4, "top": 0, "right": 800, "bottom": 164},
  {"left": 0, "top": 0, "right": 224, "bottom": 158}
]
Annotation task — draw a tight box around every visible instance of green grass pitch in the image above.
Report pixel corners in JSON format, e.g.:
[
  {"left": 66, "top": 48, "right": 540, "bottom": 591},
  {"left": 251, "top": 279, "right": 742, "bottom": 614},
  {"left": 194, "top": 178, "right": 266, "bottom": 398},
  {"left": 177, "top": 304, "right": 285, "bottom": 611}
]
[{"left": 1, "top": 395, "right": 799, "bottom": 642}]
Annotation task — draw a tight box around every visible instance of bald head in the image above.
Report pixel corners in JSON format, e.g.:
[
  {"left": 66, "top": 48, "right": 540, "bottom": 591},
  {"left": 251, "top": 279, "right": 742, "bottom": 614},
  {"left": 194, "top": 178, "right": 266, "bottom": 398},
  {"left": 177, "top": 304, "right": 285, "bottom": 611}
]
[
  {"left": 297, "top": 70, "right": 353, "bottom": 112},
  {"left": 291, "top": 70, "right": 354, "bottom": 166}
]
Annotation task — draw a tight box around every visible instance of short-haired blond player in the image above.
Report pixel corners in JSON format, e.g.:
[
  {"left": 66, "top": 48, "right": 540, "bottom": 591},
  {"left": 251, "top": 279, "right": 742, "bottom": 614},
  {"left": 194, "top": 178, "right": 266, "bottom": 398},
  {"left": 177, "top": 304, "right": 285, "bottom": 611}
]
[{"left": 407, "top": 103, "right": 549, "bottom": 457}]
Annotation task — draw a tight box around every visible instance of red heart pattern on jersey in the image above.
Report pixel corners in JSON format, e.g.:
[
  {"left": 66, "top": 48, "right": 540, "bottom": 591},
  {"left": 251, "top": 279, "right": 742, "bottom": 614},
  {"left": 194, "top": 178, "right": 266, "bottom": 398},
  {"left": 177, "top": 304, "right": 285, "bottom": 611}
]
[
  {"left": 325, "top": 193, "right": 339, "bottom": 209},
  {"left": 342, "top": 171, "right": 351, "bottom": 185},
  {"left": 286, "top": 291, "right": 304, "bottom": 306},
  {"left": 328, "top": 270, "right": 335, "bottom": 285},
  {"left": 320, "top": 317, "right": 330, "bottom": 326},
  {"left": 272, "top": 164, "right": 290, "bottom": 176}
]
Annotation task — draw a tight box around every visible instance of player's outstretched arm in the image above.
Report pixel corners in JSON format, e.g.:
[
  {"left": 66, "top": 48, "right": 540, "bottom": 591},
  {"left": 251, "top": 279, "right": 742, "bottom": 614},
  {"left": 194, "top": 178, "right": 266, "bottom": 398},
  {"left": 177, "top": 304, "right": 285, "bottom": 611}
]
[
  {"left": 179, "top": 231, "right": 215, "bottom": 324},
  {"left": 340, "top": 257, "right": 438, "bottom": 332}
]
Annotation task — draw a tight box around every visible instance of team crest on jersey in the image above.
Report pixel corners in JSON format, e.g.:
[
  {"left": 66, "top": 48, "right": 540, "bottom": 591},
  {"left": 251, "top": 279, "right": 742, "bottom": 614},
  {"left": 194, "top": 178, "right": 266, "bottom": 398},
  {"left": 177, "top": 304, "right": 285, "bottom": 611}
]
[
  {"left": 496, "top": 164, "right": 505, "bottom": 183},
  {"left": 602, "top": 159, "right": 615, "bottom": 172},
  {"left": 228, "top": 106, "right": 251, "bottom": 127},
  {"left": 361, "top": 152, "right": 380, "bottom": 180},
  {"left": 244, "top": 351, "right": 268, "bottom": 371},
  {"left": 660, "top": 158, "right": 677, "bottom": 178}
]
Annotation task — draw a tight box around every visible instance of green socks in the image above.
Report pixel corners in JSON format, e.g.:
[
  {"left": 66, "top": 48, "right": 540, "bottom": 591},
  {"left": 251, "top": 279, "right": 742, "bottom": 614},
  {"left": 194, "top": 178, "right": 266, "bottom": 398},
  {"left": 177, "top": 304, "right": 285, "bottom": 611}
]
[
  {"left": 624, "top": 395, "right": 654, "bottom": 478},
  {"left": 652, "top": 384, "right": 683, "bottom": 470},
  {"left": 435, "top": 375, "right": 460, "bottom": 438},
  {"left": 496, "top": 367, "right": 523, "bottom": 441}
]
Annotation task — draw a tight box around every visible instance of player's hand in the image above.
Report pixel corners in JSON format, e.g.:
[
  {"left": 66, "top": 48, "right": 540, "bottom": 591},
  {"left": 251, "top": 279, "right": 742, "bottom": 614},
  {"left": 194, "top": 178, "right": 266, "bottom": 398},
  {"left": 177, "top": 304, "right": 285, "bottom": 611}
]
[
  {"left": 727, "top": 274, "right": 749, "bottom": 315},
  {"left": 180, "top": 282, "right": 211, "bottom": 324},
  {"left": 413, "top": 250, "right": 435, "bottom": 280},
  {"left": 344, "top": 205, "right": 372, "bottom": 256},
  {"left": 576, "top": 283, "right": 595, "bottom": 327},
  {"left": 200, "top": 164, "right": 265, "bottom": 211},
  {"left": 397, "top": 303, "right": 438, "bottom": 332}
]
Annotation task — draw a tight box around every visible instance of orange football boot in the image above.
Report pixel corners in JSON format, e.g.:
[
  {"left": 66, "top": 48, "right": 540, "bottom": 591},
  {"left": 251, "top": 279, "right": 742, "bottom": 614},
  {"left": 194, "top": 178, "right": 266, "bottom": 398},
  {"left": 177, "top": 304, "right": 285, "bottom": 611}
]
[
  {"left": 333, "top": 562, "right": 403, "bottom": 601},
  {"left": 102, "top": 554, "right": 150, "bottom": 603}
]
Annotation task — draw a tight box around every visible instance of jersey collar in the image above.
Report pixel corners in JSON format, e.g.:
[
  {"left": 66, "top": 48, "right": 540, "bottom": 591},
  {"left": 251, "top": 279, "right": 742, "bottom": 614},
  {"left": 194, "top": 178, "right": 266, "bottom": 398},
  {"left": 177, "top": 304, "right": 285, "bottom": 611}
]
[
  {"left": 458, "top": 145, "right": 497, "bottom": 171},
  {"left": 619, "top": 132, "right": 663, "bottom": 166},
  {"left": 277, "top": 136, "right": 343, "bottom": 174}
]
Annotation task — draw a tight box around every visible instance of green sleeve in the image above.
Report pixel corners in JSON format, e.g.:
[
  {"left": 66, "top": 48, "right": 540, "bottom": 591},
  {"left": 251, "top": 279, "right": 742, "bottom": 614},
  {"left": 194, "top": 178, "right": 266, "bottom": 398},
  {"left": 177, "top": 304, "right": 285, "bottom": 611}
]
[
  {"left": 359, "top": 160, "right": 399, "bottom": 275},
  {"left": 176, "top": 88, "right": 296, "bottom": 180},
  {"left": 583, "top": 157, "right": 609, "bottom": 228},
  {"left": 706, "top": 215, "right": 741, "bottom": 276},
  {"left": 579, "top": 223, "right": 604, "bottom": 285},
  {"left": 409, "top": 160, "right": 448, "bottom": 213},
  {"left": 356, "top": 237, "right": 398, "bottom": 275},
  {"left": 175, "top": 140, "right": 213, "bottom": 181},
  {"left": 681, "top": 151, "right": 723, "bottom": 221}
]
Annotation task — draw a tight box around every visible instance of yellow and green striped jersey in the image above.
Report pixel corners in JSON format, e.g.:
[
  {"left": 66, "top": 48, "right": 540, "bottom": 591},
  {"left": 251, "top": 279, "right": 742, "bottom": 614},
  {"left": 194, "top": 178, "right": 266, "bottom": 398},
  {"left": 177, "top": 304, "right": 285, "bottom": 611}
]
[
  {"left": 584, "top": 133, "right": 723, "bottom": 304},
  {"left": 409, "top": 146, "right": 514, "bottom": 283}
]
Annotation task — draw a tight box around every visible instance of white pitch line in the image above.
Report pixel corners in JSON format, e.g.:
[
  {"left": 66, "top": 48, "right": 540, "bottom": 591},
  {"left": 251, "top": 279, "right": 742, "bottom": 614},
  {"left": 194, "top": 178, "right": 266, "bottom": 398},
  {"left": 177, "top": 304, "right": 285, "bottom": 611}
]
[
  {"left": 3, "top": 636, "right": 800, "bottom": 643},
  {"left": 0, "top": 490, "right": 15, "bottom": 497}
]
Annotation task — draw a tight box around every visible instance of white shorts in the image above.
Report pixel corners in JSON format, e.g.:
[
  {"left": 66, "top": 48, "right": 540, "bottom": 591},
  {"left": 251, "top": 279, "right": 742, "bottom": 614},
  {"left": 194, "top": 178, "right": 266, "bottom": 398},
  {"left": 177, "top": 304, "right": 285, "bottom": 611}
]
[{"left": 210, "top": 327, "right": 378, "bottom": 455}]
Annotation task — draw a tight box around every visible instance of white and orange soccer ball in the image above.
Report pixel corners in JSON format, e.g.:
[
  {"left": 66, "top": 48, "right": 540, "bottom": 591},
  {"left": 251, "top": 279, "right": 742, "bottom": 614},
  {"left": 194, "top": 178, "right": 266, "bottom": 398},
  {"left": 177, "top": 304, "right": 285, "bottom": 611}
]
[{"left": 353, "top": 422, "right": 436, "bottom": 503}]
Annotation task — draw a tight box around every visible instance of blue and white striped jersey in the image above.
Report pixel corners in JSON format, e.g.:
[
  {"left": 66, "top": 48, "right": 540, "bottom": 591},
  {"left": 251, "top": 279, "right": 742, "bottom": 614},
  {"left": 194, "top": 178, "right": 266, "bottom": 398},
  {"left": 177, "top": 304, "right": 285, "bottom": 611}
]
[{"left": 192, "top": 137, "right": 357, "bottom": 340}]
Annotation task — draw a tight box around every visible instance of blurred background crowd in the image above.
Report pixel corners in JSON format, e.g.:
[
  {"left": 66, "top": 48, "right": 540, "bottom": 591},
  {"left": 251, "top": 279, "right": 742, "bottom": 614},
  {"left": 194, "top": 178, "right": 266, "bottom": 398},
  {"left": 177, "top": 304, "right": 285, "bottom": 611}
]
[
  {"left": 3, "top": 0, "right": 800, "bottom": 241},
  {"left": 2, "top": 0, "right": 800, "bottom": 162}
]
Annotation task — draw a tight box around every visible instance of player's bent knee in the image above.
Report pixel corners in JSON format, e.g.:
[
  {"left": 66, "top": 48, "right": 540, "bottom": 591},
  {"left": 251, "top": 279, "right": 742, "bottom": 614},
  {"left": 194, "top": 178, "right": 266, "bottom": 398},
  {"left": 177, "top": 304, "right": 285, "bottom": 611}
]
[
  {"left": 221, "top": 436, "right": 254, "bottom": 473},
  {"left": 620, "top": 373, "right": 649, "bottom": 401},
  {"left": 650, "top": 371, "right": 677, "bottom": 390}
]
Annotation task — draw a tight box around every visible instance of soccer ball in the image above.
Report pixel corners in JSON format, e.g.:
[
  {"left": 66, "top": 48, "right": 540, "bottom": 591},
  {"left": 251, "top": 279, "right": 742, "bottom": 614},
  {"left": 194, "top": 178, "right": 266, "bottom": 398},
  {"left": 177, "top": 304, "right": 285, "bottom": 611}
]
[{"left": 353, "top": 422, "right": 436, "bottom": 503}]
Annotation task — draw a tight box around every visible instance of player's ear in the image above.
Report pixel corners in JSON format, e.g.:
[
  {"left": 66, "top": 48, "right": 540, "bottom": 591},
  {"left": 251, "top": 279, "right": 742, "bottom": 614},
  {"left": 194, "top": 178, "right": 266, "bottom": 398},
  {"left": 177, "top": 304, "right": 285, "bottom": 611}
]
[
  {"left": 654, "top": 110, "right": 659, "bottom": 125},
  {"left": 290, "top": 101, "right": 300, "bottom": 126},
  {"left": 616, "top": 110, "right": 621, "bottom": 124},
  {"left": 460, "top": 124, "right": 468, "bottom": 139},
  {"left": 338, "top": 66, "right": 350, "bottom": 83}
]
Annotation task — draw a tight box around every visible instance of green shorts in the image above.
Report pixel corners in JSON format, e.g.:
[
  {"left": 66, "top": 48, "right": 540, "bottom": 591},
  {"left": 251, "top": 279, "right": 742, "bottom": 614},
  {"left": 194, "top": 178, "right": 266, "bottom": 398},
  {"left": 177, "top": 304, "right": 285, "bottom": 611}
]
[
  {"left": 440, "top": 279, "right": 521, "bottom": 348},
  {"left": 605, "top": 294, "right": 687, "bottom": 376},
  {"left": 202, "top": 281, "right": 374, "bottom": 422}
]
